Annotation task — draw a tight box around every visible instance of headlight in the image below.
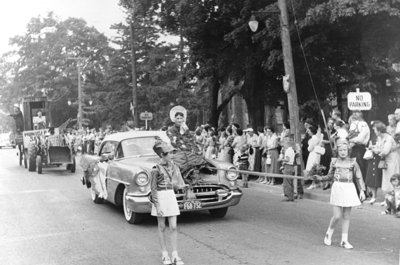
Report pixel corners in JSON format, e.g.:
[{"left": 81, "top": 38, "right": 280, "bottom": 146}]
[
  {"left": 226, "top": 167, "right": 238, "bottom": 181},
  {"left": 135, "top": 172, "right": 149, "bottom": 186}
]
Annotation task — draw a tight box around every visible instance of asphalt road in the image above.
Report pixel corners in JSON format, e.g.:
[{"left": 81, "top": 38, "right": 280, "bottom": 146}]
[{"left": 0, "top": 148, "right": 399, "bottom": 265}]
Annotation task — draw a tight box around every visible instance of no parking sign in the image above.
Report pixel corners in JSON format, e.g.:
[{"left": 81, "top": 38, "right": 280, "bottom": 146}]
[{"left": 347, "top": 89, "right": 372, "bottom": 111}]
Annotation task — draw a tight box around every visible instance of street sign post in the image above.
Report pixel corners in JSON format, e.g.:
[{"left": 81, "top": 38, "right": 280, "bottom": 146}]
[
  {"left": 139, "top": 111, "right": 153, "bottom": 130},
  {"left": 347, "top": 88, "right": 372, "bottom": 111}
]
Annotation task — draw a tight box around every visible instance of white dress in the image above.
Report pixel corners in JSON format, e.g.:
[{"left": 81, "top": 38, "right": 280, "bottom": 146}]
[
  {"left": 306, "top": 134, "right": 321, "bottom": 171},
  {"left": 323, "top": 158, "right": 364, "bottom": 207}
]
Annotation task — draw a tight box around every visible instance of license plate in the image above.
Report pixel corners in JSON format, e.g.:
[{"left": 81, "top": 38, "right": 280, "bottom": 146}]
[{"left": 183, "top": 200, "right": 202, "bottom": 210}]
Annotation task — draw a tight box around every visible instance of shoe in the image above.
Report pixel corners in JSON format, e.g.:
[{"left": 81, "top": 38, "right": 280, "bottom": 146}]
[
  {"left": 306, "top": 185, "right": 315, "bottom": 190},
  {"left": 322, "top": 183, "right": 331, "bottom": 190},
  {"left": 172, "top": 257, "right": 184, "bottom": 265},
  {"left": 162, "top": 256, "right": 172, "bottom": 265},
  {"left": 340, "top": 241, "right": 353, "bottom": 249},
  {"left": 260, "top": 179, "right": 268, "bottom": 184},
  {"left": 298, "top": 194, "right": 303, "bottom": 199},
  {"left": 380, "top": 201, "right": 386, "bottom": 207},
  {"left": 367, "top": 198, "right": 376, "bottom": 204},
  {"left": 324, "top": 234, "right": 331, "bottom": 246},
  {"left": 281, "top": 198, "right": 294, "bottom": 202},
  {"left": 80, "top": 176, "right": 86, "bottom": 186}
]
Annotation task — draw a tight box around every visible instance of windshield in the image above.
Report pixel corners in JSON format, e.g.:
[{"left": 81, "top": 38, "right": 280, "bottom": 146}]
[{"left": 121, "top": 136, "right": 165, "bottom": 157}]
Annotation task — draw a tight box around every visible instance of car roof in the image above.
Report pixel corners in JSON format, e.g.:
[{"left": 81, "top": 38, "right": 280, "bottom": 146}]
[{"left": 103, "top": 130, "right": 170, "bottom": 143}]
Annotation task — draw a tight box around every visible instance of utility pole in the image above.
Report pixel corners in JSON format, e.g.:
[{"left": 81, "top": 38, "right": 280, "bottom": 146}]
[
  {"left": 68, "top": 57, "right": 84, "bottom": 130},
  {"left": 278, "top": 0, "right": 302, "bottom": 163},
  {"left": 77, "top": 63, "right": 82, "bottom": 130},
  {"left": 130, "top": 0, "right": 139, "bottom": 128}
]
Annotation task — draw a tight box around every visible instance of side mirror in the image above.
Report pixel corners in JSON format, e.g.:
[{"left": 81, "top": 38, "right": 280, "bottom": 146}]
[
  {"left": 100, "top": 152, "right": 114, "bottom": 162},
  {"left": 100, "top": 153, "right": 109, "bottom": 162}
]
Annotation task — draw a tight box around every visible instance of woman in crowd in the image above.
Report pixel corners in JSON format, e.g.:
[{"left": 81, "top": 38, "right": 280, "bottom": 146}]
[
  {"left": 220, "top": 126, "right": 234, "bottom": 163},
  {"left": 263, "top": 126, "right": 280, "bottom": 185},
  {"left": 387, "top": 114, "right": 397, "bottom": 137},
  {"left": 232, "top": 128, "right": 246, "bottom": 165},
  {"left": 204, "top": 129, "right": 216, "bottom": 159},
  {"left": 370, "top": 121, "right": 400, "bottom": 196},
  {"left": 364, "top": 122, "right": 382, "bottom": 204},
  {"left": 315, "top": 139, "right": 365, "bottom": 249},
  {"left": 306, "top": 125, "right": 322, "bottom": 189}
]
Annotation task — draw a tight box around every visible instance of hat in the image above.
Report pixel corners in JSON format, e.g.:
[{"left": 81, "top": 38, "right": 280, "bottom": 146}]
[
  {"left": 13, "top": 104, "right": 20, "bottom": 108},
  {"left": 169, "top": 105, "right": 187, "bottom": 122},
  {"left": 336, "top": 138, "right": 349, "bottom": 147},
  {"left": 153, "top": 142, "right": 176, "bottom": 157},
  {"left": 244, "top": 128, "right": 253, "bottom": 132}
]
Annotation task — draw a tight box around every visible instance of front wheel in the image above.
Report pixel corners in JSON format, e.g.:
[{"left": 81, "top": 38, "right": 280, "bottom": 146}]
[
  {"left": 36, "top": 156, "right": 42, "bottom": 174},
  {"left": 70, "top": 157, "right": 76, "bottom": 173},
  {"left": 209, "top": 207, "right": 228, "bottom": 218},
  {"left": 27, "top": 144, "right": 37, "bottom": 172},
  {"left": 23, "top": 150, "right": 27, "bottom": 168},
  {"left": 123, "top": 187, "right": 144, "bottom": 224},
  {"left": 91, "top": 187, "right": 104, "bottom": 204}
]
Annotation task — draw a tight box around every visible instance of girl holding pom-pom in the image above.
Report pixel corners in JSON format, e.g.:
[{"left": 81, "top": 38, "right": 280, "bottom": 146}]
[{"left": 313, "top": 139, "right": 365, "bottom": 249}]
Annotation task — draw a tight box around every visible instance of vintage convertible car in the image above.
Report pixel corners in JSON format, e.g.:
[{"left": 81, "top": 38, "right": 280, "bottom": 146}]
[{"left": 81, "top": 131, "right": 242, "bottom": 224}]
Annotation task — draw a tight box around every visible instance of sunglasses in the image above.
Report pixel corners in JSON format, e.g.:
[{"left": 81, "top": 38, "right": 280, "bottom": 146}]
[{"left": 161, "top": 152, "right": 170, "bottom": 156}]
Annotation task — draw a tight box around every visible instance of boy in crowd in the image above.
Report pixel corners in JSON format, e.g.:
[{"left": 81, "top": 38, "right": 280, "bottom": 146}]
[
  {"left": 280, "top": 134, "right": 302, "bottom": 201},
  {"left": 238, "top": 144, "right": 250, "bottom": 188}
]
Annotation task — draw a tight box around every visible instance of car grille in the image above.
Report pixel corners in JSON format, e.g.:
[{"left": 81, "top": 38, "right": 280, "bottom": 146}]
[{"left": 175, "top": 184, "right": 229, "bottom": 203}]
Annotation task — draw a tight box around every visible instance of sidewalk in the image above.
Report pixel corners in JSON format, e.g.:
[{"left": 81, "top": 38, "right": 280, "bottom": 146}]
[{"left": 241, "top": 179, "right": 388, "bottom": 213}]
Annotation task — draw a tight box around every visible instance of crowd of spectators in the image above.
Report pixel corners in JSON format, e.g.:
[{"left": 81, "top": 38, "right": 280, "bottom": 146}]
[{"left": 191, "top": 107, "right": 400, "bottom": 216}]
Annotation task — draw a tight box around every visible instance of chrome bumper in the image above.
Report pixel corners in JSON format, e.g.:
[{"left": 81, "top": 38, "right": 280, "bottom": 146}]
[{"left": 125, "top": 189, "right": 243, "bottom": 213}]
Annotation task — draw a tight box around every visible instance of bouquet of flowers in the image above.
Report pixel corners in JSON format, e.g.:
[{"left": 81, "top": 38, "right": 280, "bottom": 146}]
[{"left": 308, "top": 164, "right": 326, "bottom": 183}]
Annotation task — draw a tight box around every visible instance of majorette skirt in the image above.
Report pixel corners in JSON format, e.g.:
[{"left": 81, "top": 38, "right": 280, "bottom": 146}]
[
  {"left": 330, "top": 181, "right": 361, "bottom": 207},
  {"left": 151, "top": 190, "right": 180, "bottom": 217}
]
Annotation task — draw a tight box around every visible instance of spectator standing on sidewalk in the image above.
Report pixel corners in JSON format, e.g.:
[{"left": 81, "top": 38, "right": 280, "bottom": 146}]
[
  {"left": 301, "top": 119, "right": 314, "bottom": 167},
  {"left": 281, "top": 134, "right": 300, "bottom": 201},
  {"left": 238, "top": 144, "right": 250, "bottom": 188},
  {"left": 281, "top": 134, "right": 303, "bottom": 202},
  {"left": 315, "top": 139, "right": 366, "bottom": 249},
  {"left": 348, "top": 111, "right": 370, "bottom": 184},
  {"left": 387, "top": 114, "right": 397, "bottom": 137},
  {"left": 246, "top": 128, "right": 258, "bottom": 171},
  {"left": 395, "top": 108, "right": 400, "bottom": 134},
  {"left": 232, "top": 129, "right": 246, "bottom": 165},
  {"left": 364, "top": 126, "right": 382, "bottom": 204},
  {"left": 263, "top": 126, "right": 280, "bottom": 185},
  {"left": 305, "top": 125, "right": 322, "bottom": 189},
  {"left": 370, "top": 121, "right": 400, "bottom": 195}
]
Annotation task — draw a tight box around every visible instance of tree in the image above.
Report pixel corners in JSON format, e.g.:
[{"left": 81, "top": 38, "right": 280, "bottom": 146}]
[{"left": 0, "top": 13, "right": 111, "bottom": 128}]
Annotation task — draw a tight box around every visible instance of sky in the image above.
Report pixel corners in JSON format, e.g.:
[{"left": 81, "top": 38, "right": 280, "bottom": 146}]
[{"left": 0, "top": 0, "right": 127, "bottom": 54}]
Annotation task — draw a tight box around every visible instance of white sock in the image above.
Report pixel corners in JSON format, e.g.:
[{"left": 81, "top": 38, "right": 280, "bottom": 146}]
[
  {"left": 162, "top": 251, "right": 169, "bottom": 258},
  {"left": 326, "top": 228, "right": 334, "bottom": 239},
  {"left": 342, "top": 233, "right": 348, "bottom": 242},
  {"left": 171, "top": 251, "right": 178, "bottom": 258}
]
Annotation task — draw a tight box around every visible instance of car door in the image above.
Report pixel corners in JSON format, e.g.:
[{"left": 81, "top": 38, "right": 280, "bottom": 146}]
[{"left": 97, "top": 141, "right": 118, "bottom": 199}]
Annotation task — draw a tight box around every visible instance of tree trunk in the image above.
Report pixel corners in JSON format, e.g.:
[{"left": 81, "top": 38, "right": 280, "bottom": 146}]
[
  {"left": 208, "top": 72, "right": 220, "bottom": 128},
  {"left": 242, "top": 64, "right": 265, "bottom": 130}
]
